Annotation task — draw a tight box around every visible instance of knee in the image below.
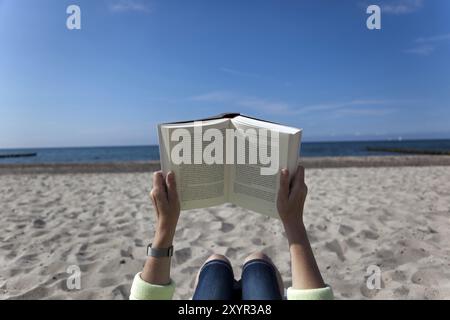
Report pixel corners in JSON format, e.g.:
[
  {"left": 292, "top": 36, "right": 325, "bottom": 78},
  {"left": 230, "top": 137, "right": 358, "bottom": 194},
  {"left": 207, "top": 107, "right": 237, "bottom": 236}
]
[
  {"left": 205, "top": 253, "right": 230, "bottom": 264},
  {"left": 243, "top": 251, "right": 273, "bottom": 265}
]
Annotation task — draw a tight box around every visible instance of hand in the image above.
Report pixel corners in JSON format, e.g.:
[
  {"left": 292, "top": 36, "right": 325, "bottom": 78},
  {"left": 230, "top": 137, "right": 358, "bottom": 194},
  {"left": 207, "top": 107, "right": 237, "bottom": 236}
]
[
  {"left": 140, "top": 171, "right": 180, "bottom": 286},
  {"left": 150, "top": 171, "right": 180, "bottom": 247},
  {"left": 277, "top": 165, "right": 308, "bottom": 229},
  {"left": 277, "top": 166, "right": 326, "bottom": 290}
]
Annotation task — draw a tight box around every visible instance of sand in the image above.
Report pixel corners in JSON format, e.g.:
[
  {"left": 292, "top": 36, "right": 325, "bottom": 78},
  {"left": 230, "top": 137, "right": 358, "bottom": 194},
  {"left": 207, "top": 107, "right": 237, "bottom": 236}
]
[{"left": 1, "top": 163, "right": 450, "bottom": 299}]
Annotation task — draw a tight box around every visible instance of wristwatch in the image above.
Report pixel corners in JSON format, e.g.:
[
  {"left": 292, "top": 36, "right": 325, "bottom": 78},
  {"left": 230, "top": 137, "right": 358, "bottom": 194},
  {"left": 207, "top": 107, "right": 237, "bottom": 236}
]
[{"left": 147, "top": 243, "right": 174, "bottom": 257}]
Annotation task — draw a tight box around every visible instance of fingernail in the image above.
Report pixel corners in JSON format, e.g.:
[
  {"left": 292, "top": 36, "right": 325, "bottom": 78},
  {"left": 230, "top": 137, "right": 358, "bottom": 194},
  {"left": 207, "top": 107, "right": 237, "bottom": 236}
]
[
  {"left": 168, "top": 171, "right": 174, "bottom": 180},
  {"left": 281, "top": 168, "right": 288, "bottom": 176}
]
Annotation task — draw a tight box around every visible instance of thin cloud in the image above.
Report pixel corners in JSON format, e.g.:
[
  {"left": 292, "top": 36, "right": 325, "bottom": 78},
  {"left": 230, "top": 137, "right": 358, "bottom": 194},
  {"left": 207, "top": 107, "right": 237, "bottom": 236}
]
[
  {"left": 109, "top": 0, "right": 152, "bottom": 13},
  {"left": 416, "top": 33, "right": 450, "bottom": 43},
  {"left": 189, "top": 91, "right": 290, "bottom": 114},
  {"left": 190, "top": 91, "right": 235, "bottom": 102},
  {"left": 293, "top": 99, "right": 402, "bottom": 115},
  {"left": 404, "top": 45, "right": 435, "bottom": 55},
  {"left": 220, "top": 67, "right": 262, "bottom": 78},
  {"left": 189, "top": 91, "right": 403, "bottom": 117},
  {"left": 404, "top": 33, "right": 450, "bottom": 56},
  {"left": 236, "top": 97, "right": 291, "bottom": 114},
  {"left": 381, "top": 0, "right": 423, "bottom": 14},
  {"left": 337, "top": 108, "right": 397, "bottom": 116}
]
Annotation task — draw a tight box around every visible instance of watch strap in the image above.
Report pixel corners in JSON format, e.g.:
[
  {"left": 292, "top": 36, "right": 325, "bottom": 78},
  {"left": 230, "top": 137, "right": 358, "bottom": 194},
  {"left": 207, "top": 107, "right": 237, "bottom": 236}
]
[{"left": 147, "top": 243, "right": 174, "bottom": 257}]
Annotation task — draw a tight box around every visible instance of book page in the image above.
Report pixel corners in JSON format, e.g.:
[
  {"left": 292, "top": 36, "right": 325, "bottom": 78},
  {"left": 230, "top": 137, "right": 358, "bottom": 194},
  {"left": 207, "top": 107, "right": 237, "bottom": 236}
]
[
  {"left": 158, "top": 119, "right": 230, "bottom": 210},
  {"left": 228, "top": 118, "right": 301, "bottom": 218},
  {"left": 233, "top": 115, "right": 300, "bottom": 134}
]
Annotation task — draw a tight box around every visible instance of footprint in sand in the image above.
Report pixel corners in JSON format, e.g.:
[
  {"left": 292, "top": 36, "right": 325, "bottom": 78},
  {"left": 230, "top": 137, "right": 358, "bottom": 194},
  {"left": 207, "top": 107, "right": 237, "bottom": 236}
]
[
  {"left": 393, "top": 285, "right": 410, "bottom": 298},
  {"left": 225, "top": 247, "right": 243, "bottom": 259},
  {"left": 181, "top": 266, "right": 199, "bottom": 277},
  {"left": 359, "top": 229, "right": 379, "bottom": 240},
  {"left": 390, "top": 270, "right": 407, "bottom": 282},
  {"left": 17, "top": 253, "right": 40, "bottom": 265},
  {"left": 120, "top": 247, "right": 134, "bottom": 259},
  {"left": 115, "top": 218, "right": 129, "bottom": 225},
  {"left": 338, "top": 224, "right": 354, "bottom": 236},
  {"left": 411, "top": 269, "right": 439, "bottom": 286},
  {"left": 30, "top": 230, "right": 47, "bottom": 238},
  {"left": 112, "top": 284, "right": 130, "bottom": 300},
  {"left": 33, "top": 219, "right": 46, "bottom": 229},
  {"left": 220, "top": 222, "right": 235, "bottom": 233},
  {"left": 376, "top": 249, "right": 394, "bottom": 259},
  {"left": 325, "top": 239, "right": 346, "bottom": 261},
  {"left": 9, "top": 286, "right": 50, "bottom": 300},
  {"left": 99, "top": 278, "right": 117, "bottom": 287},
  {"left": 134, "top": 239, "right": 144, "bottom": 247},
  {"left": 9, "top": 268, "right": 23, "bottom": 277},
  {"left": 175, "top": 247, "right": 192, "bottom": 265},
  {"left": 251, "top": 238, "right": 262, "bottom": 245},
  {"left": 93, "top": 237, "right": 109, "bottom": 245},
  {"left": 1, "top": 243, "right": 15, "bottom": 251},
  {"left": 344, "top": 238, "right": 360, "bottom": 248},
  {"left": 78, "top": 243, "right": 88, "bottom": 253},
  {"left": 360, "top": 281, "right": 382, "bottom": 299}
]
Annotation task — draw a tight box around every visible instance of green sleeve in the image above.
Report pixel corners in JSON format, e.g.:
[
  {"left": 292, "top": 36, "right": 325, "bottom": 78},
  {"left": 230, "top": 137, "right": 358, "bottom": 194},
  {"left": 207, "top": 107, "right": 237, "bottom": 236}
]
[
  {"left": 287, "top": 286, "right": 334, "bottom": 300},
  {"left": 129, "top": 272, "right": 176, "bottom": 300}
]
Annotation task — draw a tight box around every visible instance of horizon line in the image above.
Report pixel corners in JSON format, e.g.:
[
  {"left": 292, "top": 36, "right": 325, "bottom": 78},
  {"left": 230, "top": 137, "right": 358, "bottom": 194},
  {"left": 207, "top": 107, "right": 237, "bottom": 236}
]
[{"left": 2, "top": 137, "right": 450, "bottom": 150}]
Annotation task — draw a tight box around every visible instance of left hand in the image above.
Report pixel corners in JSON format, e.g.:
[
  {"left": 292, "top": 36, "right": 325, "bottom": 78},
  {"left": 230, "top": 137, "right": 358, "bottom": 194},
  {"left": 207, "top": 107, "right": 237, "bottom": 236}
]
[{"left": 150, "top": 171, "right": 180, "bottom": 246}]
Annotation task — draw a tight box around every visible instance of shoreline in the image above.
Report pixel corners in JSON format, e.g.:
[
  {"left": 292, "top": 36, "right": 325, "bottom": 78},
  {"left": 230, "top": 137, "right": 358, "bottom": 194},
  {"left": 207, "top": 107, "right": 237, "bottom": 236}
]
[{"left": 1, "top": 155, "right": 450, "bottom": 175}]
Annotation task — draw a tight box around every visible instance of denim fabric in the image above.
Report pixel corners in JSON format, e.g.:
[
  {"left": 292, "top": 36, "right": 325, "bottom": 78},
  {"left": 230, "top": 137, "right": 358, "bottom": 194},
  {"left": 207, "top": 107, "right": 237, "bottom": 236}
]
[
  {"left": 192, "top": 258, "right": 282, "bottom": 300},
  {"left": 192, "top": 259, "right": 238, "bottom": 300},
  {"left": 241, "top": 259, "right": 282, "bottom": 300}
]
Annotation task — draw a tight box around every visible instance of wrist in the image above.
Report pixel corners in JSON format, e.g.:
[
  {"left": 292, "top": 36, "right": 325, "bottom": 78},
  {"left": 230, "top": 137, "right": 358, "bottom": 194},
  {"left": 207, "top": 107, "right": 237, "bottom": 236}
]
[
  {"left": 153, "top": 229, "right": 175, "bottom": 248},
  {"left": 283, "top": 221, "right": 308, "bottom": 244},
  {"left": 281, "top": 215, "right": 304, "bottom": 231}
]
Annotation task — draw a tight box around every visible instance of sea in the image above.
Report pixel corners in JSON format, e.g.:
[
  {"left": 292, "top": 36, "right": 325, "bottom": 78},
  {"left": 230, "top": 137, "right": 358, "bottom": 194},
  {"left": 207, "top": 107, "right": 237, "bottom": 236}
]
[{"left": 1, "top": 140, "right": 450, "bottom": 165}]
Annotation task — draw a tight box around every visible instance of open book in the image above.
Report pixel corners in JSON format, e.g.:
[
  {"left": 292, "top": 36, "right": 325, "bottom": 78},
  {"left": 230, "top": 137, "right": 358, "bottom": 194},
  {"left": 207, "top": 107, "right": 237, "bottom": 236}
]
[{"left": 158, "top": 113, "right": 302, "bottom": 218}]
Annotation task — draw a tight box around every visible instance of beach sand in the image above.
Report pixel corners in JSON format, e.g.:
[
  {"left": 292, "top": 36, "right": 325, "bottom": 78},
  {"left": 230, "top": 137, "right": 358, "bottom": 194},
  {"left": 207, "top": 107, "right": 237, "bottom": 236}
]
[{"left": 1, "top": 161, "right": 450, "bottom": 299}]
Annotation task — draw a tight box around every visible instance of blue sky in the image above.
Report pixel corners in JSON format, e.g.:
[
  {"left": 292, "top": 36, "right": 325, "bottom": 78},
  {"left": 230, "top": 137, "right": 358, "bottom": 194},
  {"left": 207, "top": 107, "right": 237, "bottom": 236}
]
[{"left": 0, "top": 0, "right": 449, "bottom": 148}]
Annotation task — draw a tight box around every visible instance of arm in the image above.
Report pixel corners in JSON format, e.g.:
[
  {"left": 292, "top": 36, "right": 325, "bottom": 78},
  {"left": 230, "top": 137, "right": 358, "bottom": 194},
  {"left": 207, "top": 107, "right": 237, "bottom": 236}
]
[
  {"left": 130, "top": 171, "right": 180, "bottom": 300},
  {"left": 277, "top": 166, "right": 333, "bottom": 299}
]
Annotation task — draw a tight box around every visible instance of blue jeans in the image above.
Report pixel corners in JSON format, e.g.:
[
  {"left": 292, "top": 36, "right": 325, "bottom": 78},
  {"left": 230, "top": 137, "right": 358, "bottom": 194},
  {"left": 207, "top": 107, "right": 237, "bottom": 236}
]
[{"left": 192, "top": 259, "right": 283, "bottom": 300}]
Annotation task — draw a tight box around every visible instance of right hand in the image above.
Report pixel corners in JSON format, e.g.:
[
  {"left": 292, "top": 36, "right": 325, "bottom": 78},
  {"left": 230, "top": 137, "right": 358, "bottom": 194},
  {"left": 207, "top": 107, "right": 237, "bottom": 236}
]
[
  {"left": 276, "top": 166, "right": 327, "bottom": 290},
  {"left": 277, "top": 165, "right": 308, "bottom": 227}
]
